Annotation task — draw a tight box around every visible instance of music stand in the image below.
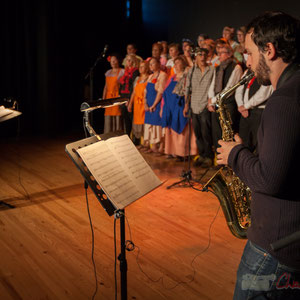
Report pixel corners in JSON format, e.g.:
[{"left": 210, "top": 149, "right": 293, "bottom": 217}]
[
  {"left": 0, "top": 106, "right": 22, "bottom": 123},
  {"left": 66, "top": 132, "right": 129, "bottom": 299},
  {"left": 66, "top": 97, "right": 153, "bottom": 300},
  {"left": 0, "top": 104, "right": 22, "bottom": 209}
]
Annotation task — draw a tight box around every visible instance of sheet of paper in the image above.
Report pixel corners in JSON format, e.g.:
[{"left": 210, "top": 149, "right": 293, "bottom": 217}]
[
  {"left": 106, "top": 135, "right": 162, "bottom": 195},
  {"left": 0, "top": 106, "right": 13, "bottom": 118},
  {"left": 77, "top": 135, "right": 161, "bottom": 210}
]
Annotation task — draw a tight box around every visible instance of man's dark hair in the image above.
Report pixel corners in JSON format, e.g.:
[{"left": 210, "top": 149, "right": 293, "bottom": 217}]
[
  {"left": 246, "top": 11, "right": 300, "bottom": 63},
  {"left": 198, "top": 33, "right": 209, "bottom": 40},
  {"left": 127, "top": 43, "right": 137, "bottom": 49},
  {"left": 109, "top": 52, "right": 123, "bottom": 64},
  {"left": 168, "top": 43, "right": 180, "bottom": 51},
  {"left": 194, "top": 47, "right": 209, "bottom": 55}
]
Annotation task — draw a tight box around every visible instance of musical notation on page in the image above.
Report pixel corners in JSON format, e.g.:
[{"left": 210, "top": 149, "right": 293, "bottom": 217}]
[{"left": 76, "top": 135, "right": 161, "bottom": 209}]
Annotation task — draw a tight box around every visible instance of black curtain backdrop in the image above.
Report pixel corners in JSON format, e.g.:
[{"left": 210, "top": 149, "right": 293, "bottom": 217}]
[
  {"left": 0, "top": 0, "right": 146, "bottom": 137},
  {"left": 1, "top": 0, "right": 299, "bottom": 137},
  {"left": 163, "top": 0, "right": 300, "bottom": 45}
]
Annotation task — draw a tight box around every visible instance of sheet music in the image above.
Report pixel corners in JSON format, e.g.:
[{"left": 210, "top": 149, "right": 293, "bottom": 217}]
[
  {"left": 106, "top": 135, "right": 161, "bottom": 195},
  {"left": 77, "top": 135, "right": 161, "bottom": 209},
  {"left": 0, "top": 106, "right": 13, "bottom": 118},
  {"left": 0, "top": 105, "right": 22, "bottom": 122}
]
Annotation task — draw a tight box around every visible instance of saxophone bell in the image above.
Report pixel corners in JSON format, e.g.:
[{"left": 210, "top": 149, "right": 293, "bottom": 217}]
[{"left": 204, "top": 70, "right": 254, "bottom": 239}]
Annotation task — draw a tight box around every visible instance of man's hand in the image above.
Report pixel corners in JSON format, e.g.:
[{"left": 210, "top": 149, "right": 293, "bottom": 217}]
[
  {"left": 183, "top": 104, "right": 189, "bottom": 117},
  {"left": 207, "top": 98, "right": 215, "bottom": 112},
  {"left": 241, "top": 110, "right": 249, "bottom": 118},
  {"left": 217, "top": 134, "right": 242, "bottom": 165},
  {"left": 238, "top": 105, "right": 249, "bottom": 118}
]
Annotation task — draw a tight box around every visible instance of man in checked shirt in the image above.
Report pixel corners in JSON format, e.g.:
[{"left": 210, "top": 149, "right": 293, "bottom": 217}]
[{"left": 184, "top": 47, "right": 215, "bottom": 168}]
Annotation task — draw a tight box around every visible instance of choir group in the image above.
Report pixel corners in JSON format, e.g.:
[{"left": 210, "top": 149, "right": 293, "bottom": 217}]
[{"left": 100, "top": 26, "right": 273, "bottom": 168}]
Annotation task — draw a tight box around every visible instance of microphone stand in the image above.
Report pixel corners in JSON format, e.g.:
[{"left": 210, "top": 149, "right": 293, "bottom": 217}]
[
  {"left": 85, "top": 50, "right": 107, "bottom": 101},
  {"left": 84, "top": 47, "right": 108, "bottom": 133},
  {"left": 167, "top": 61, "right": 198, "bottom": 189}
]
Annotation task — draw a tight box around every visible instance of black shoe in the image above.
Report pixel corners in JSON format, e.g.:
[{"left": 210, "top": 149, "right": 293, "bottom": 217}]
[
  {"left": 175, "top": 156, "right": 184, "bottom": 162},
  {"left": 201, "top": 157, "right": 213, "bottom": 168},
  {"left": 133, "top": 137, "right": 140, "bottom": 146},
  {"left": 193, "top": 156, "right": 204, "bottom": 166}
]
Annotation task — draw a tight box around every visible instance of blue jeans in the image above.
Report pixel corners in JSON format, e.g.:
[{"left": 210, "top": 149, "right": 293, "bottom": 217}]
[{"left": 233, "top": 241, "right": 300, "bottom": 300}]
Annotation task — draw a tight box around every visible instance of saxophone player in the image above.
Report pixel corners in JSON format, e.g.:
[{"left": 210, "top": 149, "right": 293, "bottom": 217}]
[{"left": 217, "top": 11, "right": 300, "bottom": 300}]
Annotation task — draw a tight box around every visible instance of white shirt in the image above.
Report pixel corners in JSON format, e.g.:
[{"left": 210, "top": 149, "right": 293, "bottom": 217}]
[
  {"left": 235, "top": 70, "right": 273, "bottom": 109},
  {"left": 208, "top": 64, "right": 243, "bottom": 104},
  {"left": 166, "top": 58, "right": 175, "bottom": 68}
]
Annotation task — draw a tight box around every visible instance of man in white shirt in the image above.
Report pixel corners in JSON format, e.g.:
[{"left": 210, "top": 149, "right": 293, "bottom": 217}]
[{"left": 235, "top": 67, "right": 273, "bottom": 153}]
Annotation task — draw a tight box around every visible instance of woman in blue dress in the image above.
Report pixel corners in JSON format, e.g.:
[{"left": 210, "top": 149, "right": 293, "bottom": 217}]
[
  {"left": 162, "top": 56, "right": 198, "bottom": 159},
  {"left": 143, "top": 57, "right": 168, "bottom": 154}
]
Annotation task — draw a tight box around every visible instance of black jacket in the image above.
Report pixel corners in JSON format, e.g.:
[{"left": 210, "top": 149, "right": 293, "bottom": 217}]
[{"left": 229, "top": 64, "right": 300, "bottom": 269}]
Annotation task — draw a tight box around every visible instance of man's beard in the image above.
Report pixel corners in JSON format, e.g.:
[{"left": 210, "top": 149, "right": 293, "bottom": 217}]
[{"left": 255, "top": 53, "right": 271, "bottom": 86}]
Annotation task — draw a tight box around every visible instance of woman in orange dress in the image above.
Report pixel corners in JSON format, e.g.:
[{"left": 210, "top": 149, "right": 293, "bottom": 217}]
[
  {"left": 127, "top": 60, "right": 150, "bottom": 145},
  {"left": 102, "top": 54, "right": 124, "bottom": 133}
]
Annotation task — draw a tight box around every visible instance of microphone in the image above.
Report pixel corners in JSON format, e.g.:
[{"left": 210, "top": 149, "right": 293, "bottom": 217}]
[
  {"left": 85, "top": 44, "right": 110, "bottom": 81},
  {"left": 101, "top": 44, "right": 109, "bottom": 57}
]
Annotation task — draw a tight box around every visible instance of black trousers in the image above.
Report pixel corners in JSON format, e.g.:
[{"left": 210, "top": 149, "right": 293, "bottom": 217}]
[
  {"left": 211, "top": 100, "right": 240, "bottom": 151},
  {"left": 192, "top": 108, "right": 214, "bottom": 159},
  {"left": 239, "top": 108, "right": 263, "bottom": 153}
]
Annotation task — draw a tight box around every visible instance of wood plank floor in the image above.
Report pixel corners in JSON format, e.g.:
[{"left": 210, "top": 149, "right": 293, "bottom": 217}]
[{"left": 0, "top": 133, "right": 247, "bottom": 300}]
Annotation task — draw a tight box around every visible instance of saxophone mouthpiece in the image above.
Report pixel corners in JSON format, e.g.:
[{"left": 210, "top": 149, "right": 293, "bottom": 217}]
[{"left": 240, "top": 71, "right": 255, "bottom": 85}]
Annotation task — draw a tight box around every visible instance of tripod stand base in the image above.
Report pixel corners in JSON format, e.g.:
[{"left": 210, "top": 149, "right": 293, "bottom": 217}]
[
  {"left": 166, "top": 170, "right": 195, "bottom": 189},
  {"left": 0, "top": 201, "right": 15, "bottom": 209}
]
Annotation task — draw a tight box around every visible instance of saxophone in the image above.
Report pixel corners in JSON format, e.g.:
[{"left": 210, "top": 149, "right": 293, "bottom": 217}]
[{"left": 204, "top": 72, "right": 254, "bottom": 239}]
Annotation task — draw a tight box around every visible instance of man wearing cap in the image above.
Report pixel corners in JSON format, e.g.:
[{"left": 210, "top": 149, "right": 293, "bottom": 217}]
[{"left": 184, "top": 48, "right": 215, "bottom": 168}]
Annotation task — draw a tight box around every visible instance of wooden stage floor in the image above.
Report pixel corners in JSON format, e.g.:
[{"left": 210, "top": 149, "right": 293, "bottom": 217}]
[{"left": 0, "top": 133, "right": 247, "bottom": 300}]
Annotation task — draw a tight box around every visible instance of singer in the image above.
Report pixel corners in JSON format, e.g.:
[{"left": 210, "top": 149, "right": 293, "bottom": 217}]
[
  {"left": 102, "top": 54, "right": 124, "bottom": 133},
  {"left": 216, "top": 11, "right": 300, "bottom": 300},
  {"left": 119, "top": 54, "right": 140, "bottom": 137}
]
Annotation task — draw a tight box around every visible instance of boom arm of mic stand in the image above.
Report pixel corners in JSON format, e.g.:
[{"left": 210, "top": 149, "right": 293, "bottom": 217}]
[
  {"left": 84, "top": 51, "right": 106, "bottom": 80},
  {"left": 81, "top": 101, "right": 101, "bottom": 139},
  {"left": 83, "top": 111, "right": 101, "bottom": 140},
  {"left": 84, "top": 51, "right": 106, "bottom": 102},
  {"left": 81, "top": 98, "right": 127, "bottom": 139}
]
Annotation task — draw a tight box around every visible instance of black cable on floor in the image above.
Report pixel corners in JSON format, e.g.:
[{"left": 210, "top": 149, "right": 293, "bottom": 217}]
[{"left": 85, "top": 185, "right": 98, "bottom": 300}]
